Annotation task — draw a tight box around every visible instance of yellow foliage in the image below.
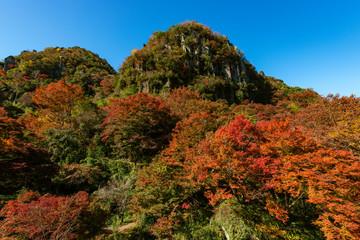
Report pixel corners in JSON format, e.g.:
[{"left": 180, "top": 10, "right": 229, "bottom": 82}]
[{"left": 131, "top": 48, "right": 139, "bottom": 55}]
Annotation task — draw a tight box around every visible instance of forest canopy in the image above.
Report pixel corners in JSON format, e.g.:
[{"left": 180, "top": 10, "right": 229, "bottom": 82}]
[{"left": 1, "top": 21, "right": 359, "bottom": 240}]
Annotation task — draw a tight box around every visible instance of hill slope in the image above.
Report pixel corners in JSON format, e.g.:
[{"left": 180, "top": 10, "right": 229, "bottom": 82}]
[
  {"left": 2, "top": 46, "right": 115, "bottom": 97},
  {"left": 117, "top": 21, "right": 277, "bottom": 103}
]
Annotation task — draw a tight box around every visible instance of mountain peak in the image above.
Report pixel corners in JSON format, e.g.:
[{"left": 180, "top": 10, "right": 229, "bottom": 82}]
[{"left": 117, "top": 21, "right": 274, "bottom": 103}]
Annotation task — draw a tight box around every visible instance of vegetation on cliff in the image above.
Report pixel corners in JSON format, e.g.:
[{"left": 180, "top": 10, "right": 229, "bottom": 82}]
[
  {"left": 117, "top": 21, "right": 276, "bottom": 104},
  {"left": 1, "top": 22, "right": 359, "bottom": 240}
]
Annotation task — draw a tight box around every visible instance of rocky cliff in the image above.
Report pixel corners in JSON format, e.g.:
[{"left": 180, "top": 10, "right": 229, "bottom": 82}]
[{"left": 117, "top": 21, "right": 273, "bottom": 103}]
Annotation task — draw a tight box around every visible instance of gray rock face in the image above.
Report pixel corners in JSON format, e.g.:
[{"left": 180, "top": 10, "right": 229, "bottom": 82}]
[
  {"left": 54, "top": 54, "right": 66, "bottom": 78},
  {"left": 178, "top": 32, "right": 250, "bottom": 85},
  {"left": 4, "top": 56, "right": 15, "bottom": 72}
]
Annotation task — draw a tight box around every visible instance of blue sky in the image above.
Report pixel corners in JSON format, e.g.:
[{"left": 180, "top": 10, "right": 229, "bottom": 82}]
[{"left": 1, "top": 0, "right": 360, "bottom": 96}]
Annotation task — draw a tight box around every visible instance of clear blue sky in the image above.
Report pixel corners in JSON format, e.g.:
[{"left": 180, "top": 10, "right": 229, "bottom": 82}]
[{"left": 1, "top": 0, "right": 360, "bottom": 96}]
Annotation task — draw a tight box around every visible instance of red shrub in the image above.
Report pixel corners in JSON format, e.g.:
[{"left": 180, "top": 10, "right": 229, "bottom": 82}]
[{"left": 0, "top": 191, "right": 90, "bottom": 239}]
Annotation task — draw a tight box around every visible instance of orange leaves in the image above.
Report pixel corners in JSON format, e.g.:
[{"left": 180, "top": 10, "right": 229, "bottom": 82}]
[
  {"left": 148, "top": 212, "right": 177, "bottom": 239},
  {"left": 259, "top": 119, "right": 318, "bottom": 156},
  {"left": 185, "top": 115, "right": 279, "bottom": 209},
  {"left": 166, "top": 87, "right": 208, "bottom": 118},
  {"left": 204, "top": 189, "right": 233, "bottom": 206},
  {"left": 179, "top": 114, "right": 360, "bottom": 238},
  {"left": 0, "top": 107, "right": 27, "bottom": 153},
  {"left": 131, "top": 111, "right": 220, "bottom": 234},
  {"left": 290, "top": 94, "right": 360, "bottom": 154},
  {"left": 267, "top": 139, "right": 360, "bottom": 238},
  {"left": 0, "top": 107, "right": 57, "bottom": 195},
  {"left": 133, "top": 98, "right": 360, "bottom": 239},
  {"left": 265, "top": 198, "right": 289, "bottom": 224},
  {"left": 15, "top": 190, "right": 41, "bottom": 203},
  {"left": 32, "top": 79, "right": 85, "bottom": 116},
  {"left": 302, "top": 150, "right": 360, "bottom": 239},
  {"left": 260, "top": 117, "right": 360, "bottom": 238},
  {"left": 0, "top": 69, "right": 8, "bottom": 78},
  {"left": 22, "top": 80, "right": 85, "bottom": 138},
  {"left": 99, "top": 76, "right": 115, "bottom": 95},
  {"left": 162, "top": 111, "right": 218, "bottom": 164},
  {"left": 102, "top": 93, "right": 176, "bottom": 162}
]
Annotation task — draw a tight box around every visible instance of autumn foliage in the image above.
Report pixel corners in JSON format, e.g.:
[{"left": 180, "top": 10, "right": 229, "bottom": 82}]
[
  {"left": 19, "top": 79, "right": 86, "bottom": 141},
  {"left": 32, "top": 79, "right": 85, "bottom": 114},
  {"left": 1, "top": 25, "right": 360, "bottom": 239},
  {"left": 0, "top": 107, "right": 25, "bottom": 152},
  {"left": 134, "top": 113, "right": 360, "bottom": 239},
  {"left": 102, "top": 93, "right": 176, "bottom": 162},
  {"left": 132, "top": 111, "right": 219, "bottom": 238},
  {"left": 290, "top": 94, "right": 360, "bottom": 154},
  {"left": 0, "top": 107, "right": 55, "bottom": 194},
  {"left": 0, "top": 191, "right": 91, "bottom": 239},
  {"left": 166, "top": 87, "right": 230, "bottom": 120}
]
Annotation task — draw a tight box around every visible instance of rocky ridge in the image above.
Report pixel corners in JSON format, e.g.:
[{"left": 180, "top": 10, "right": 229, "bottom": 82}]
[{"left": 117, "top": 21, "right": 273, "bottom": 103}]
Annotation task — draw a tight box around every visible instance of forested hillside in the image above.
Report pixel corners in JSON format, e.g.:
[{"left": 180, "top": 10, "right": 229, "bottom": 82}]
[{"left": 1, "top": 21, "right": 359, "bottom": 240}]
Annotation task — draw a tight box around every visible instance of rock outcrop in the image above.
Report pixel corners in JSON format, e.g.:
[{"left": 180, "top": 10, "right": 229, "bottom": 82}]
[
  {"left": 4, "top": 56, "right": 15, "bottom": 72},
  {"left": 117, "top": 21, "right": 273, "bottom": 103}
]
